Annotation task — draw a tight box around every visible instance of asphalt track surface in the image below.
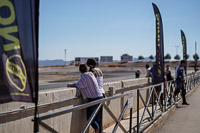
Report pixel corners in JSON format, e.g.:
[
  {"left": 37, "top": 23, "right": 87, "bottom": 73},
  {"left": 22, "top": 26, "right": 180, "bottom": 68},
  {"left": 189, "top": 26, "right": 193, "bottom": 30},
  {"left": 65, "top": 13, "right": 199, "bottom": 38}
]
[
  {"left": 39, "top": 70, "right": 193, "bottom": 90},
  {"left": 39, "top": 74, "right": 146, "bottom": 90}
]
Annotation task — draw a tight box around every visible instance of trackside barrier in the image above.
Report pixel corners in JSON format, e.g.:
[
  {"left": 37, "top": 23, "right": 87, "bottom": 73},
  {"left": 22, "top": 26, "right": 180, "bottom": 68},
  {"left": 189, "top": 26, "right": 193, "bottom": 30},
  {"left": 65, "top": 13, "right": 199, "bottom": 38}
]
[
  {"left": 32, "top": 72, "right": 200, "bottom": 133},
  {"left": 136, "top": 83, "right": 163, "bottom": 133},
  {"left": 36, "top": 91, "right": 134, "bottom": 133},
  {"left": 136, "top": 71, "right": 200, "bottom": 133}
]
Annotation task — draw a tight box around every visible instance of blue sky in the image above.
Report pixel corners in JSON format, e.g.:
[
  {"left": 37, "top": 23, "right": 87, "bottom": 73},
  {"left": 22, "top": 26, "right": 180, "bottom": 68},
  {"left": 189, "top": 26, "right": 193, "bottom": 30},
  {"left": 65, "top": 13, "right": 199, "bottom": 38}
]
[{"left": 39, "top": 0, "right": 200, "bottom": 61}]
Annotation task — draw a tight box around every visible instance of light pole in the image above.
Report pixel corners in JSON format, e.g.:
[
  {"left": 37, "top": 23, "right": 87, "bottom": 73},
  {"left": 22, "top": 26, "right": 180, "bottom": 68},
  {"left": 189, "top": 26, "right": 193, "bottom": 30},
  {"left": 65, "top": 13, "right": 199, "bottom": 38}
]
[
  {"left": 175, "top": 45, "right": 179, "bottom": 55},
  {"left": 64, "top": 49, "right": 67, "bottom": 66},
  {"left": 195, "top": 41, "right": 197, "bottom": 54},
  {"left": 190, "top": 46, "right": 191, "bottom": 60}
]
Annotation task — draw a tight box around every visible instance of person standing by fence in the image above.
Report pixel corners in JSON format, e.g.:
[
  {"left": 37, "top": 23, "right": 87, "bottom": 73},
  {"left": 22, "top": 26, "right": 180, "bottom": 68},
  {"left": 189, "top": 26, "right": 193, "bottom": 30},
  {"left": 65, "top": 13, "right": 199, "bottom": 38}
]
[
  {"left": 165, "top": 65, "right": 174, "bottom": 104},
  {"left": 147, "top": 63, "right": 163, "bottom": 105},
  {"left": 67, "top": 64, "right": 104, "bottom": 133},
  {"left": 86, "top": 58, "right": 105, "bottom": 97},
  {"left": 165, "top": 65, "right": 174, "bottom": 81},
  {"left": 87, "top": 58, "right": 105, "bottom": 132},
  {"left": 175, "top": 60, "right": 189, "bottom": 105}
]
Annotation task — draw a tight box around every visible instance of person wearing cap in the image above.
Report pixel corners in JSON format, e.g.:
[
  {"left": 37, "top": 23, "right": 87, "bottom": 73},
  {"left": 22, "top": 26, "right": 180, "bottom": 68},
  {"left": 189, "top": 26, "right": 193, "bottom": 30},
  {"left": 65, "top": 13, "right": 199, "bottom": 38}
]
[
  {"left": 135, "top": 69, "right": 141, "bottom": 78},
  {"left": 67, "top": 64, "right": 103, "bottom": 133}
]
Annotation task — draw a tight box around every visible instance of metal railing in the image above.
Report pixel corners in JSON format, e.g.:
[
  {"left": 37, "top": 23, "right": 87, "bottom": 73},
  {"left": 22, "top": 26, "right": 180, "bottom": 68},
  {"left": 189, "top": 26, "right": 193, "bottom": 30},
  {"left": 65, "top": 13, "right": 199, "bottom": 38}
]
[
  {"left": 36, "top": 91, "right": 134, "bottom": 133},
  {"left": 136, "top": 72, "right": 200, "bottom": 133},
  {"left": 136, "top": 83, "right": 163, "bottom": 133},
  {"left": 33, "top": 72, "right": 200, "bottom": 133}
]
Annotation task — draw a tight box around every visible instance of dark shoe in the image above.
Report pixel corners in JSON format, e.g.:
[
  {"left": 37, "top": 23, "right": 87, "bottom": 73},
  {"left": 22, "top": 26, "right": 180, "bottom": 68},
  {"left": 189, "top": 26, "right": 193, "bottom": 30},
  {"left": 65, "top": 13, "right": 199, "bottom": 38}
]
[{"left": 182, "top": 102, "right": 190, "bottom": 105}]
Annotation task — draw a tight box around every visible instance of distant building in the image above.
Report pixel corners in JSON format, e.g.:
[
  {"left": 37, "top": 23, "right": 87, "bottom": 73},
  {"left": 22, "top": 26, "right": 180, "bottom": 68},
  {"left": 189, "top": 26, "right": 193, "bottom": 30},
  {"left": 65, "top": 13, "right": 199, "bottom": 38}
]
[
  {"left": 121, "top": 54, "right": 133, "bottom": 62},
  {"left": 100, "top": 56, "right": 113, "bottom": 62},
  {"left": 75, "top": 57, "right": 99, "bottom": 66},
  {"left": 70, "top": 60, "right": 75, "bottom": 65}
]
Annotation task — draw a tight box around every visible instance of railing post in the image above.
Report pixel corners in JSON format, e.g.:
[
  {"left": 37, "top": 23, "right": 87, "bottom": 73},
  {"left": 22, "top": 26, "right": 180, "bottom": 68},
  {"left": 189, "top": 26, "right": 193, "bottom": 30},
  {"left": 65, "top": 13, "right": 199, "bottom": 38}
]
[
  {"left": 137, "top": 89, "right": 140, "bottom": 133},
  {"left": 121, "top": 81, "right": 125, "bottom": 120},
  {"left": 163, "top": 82, "right": 166, "bottom": 112},
  {"left": 33, "top": 117, "right": 39, "bottom": 133},
  {"left": 152, "top": 87, "right": 154, "bottom": 118},
  {"left": 129, "top": 108, "right": 132, "bottom": 133},
  {"left": 162, "top": 83, "right": 164, "bottom": 112},
  {"left": 33, "top": 102, "right": 39, "bottom": 133},
  {"left": 191, "top": 75, "right": 192, "bottom": 88}
]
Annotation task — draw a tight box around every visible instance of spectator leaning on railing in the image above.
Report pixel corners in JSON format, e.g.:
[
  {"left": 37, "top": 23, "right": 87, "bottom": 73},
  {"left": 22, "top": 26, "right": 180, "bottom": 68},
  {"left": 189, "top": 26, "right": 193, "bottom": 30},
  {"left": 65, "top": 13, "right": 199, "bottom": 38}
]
[
  {"left": 67, "top": 64, "right": 104, "bottom": 133},
  {"left": 87, "top": 58, "right": 105, "bottom": 132},
  {"left": 145, "top": 64, "right": 152, "bottom": 77},
  {"left": 86, "top": 58, "right": 105, "bottom": 97}
]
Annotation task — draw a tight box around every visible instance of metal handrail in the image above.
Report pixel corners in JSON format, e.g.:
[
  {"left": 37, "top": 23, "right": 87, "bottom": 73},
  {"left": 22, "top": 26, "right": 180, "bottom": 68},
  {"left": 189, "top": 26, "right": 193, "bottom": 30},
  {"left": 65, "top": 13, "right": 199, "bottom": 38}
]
[
  {"left": 137, "top": 83, "right": 163, "bottom": 133},
  {"left": 1, "top": 71, "right": 200, "bottom": 133},
  {"left": 35, "top": 72, "right": 200, "bottom": 133},
  {"left": 36, "top": 90, "right": 134, "bottom": 133},
  {"left": 164, "top": 80, "right": 176, "bottom": 111},
  {"left": 38, "top": 91, "right": 132, "bottom": 120},
  {"left": 0, "top": 97, "right": 78, "bottom": 116},
  {"left": 136, "top": 72, "right": 200, "bottom": 133}
]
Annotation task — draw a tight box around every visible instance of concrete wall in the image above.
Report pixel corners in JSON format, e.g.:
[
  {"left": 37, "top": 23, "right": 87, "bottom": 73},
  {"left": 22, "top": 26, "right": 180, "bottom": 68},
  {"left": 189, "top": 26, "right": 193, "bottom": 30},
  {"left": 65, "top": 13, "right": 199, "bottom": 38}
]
[{"left": 0, "top": 78, "right": 151, "bottom": 133}]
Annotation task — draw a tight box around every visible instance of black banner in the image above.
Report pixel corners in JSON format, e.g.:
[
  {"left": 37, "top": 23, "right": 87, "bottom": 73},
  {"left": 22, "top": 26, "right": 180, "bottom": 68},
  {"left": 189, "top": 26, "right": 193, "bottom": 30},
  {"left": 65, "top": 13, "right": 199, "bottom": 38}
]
[
  {"left": 181, "top": 30, "right": 187, "bottom": 74},
  {"left": 0, "top": 0, "right": 39, "bottom": 103},
  {"left": 152, "top": 3, "right": 164, "bottom": 82}
]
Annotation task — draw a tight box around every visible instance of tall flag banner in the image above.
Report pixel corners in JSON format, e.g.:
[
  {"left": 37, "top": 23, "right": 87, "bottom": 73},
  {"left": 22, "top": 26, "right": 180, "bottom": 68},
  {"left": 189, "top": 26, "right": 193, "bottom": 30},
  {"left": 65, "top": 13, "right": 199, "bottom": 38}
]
[
  {"left": 0, "top": 0, "right": 39, "bottom": 103},
  {"left": 181, "top": 30, "right": 187, "bottom": 75},
  {"left": 152, "top": 3, "right": 164, "bottom": 82}
]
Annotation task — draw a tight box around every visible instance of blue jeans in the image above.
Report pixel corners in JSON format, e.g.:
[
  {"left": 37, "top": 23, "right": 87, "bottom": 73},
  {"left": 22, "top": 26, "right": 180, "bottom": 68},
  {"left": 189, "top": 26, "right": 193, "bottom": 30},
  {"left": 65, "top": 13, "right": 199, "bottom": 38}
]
[{"left": 87, "top": 96, "right": 104, "bottom": 132}]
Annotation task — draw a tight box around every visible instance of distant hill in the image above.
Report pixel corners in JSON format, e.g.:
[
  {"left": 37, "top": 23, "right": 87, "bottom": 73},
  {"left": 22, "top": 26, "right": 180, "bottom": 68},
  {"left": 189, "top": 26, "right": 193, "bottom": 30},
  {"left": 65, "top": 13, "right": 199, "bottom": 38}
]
[{"left": 39, "top": 59, "right": 70, "bottom": 66}]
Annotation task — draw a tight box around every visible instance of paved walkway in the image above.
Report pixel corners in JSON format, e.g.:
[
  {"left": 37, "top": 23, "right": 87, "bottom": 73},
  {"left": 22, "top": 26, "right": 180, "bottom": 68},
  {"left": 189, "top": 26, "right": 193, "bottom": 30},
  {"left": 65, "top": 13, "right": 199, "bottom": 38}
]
[{"left": 155, "top": 85, "right": 200, "bottom": 133}]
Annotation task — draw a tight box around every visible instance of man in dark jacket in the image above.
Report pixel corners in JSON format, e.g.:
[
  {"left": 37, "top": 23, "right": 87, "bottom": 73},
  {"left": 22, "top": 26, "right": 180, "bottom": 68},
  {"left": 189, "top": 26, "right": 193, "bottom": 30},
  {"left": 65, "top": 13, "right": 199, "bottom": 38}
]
[{"left": 175, "top": 60, "right": 189, "bottom": 105}]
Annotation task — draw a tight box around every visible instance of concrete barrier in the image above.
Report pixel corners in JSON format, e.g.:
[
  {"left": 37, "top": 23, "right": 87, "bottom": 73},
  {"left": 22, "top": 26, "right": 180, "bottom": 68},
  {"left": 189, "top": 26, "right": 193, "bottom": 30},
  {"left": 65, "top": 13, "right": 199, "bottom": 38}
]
[{"left": 0, "top": 78, "right": 151, "bottom": 133}]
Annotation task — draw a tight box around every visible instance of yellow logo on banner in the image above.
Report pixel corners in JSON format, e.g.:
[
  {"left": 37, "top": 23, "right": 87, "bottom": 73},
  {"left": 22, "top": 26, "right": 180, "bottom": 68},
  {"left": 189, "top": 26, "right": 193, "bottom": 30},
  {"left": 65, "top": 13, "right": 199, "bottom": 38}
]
[
  {"left": 6, "top": 55, "right": 27, "bottom": 92},
  {"left": 0, "top": 0, "right": 28, "bottom": 93}
]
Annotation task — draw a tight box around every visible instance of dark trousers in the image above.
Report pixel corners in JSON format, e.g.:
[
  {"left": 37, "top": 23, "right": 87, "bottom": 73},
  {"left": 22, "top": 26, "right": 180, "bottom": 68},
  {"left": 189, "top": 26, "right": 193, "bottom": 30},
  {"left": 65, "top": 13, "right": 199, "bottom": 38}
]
[
  {"left": 175, "top": 82, "right": 187, "bottom": 103},
  {"left": 87, "top": 96, "right": 104, "bottom": 132}
]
